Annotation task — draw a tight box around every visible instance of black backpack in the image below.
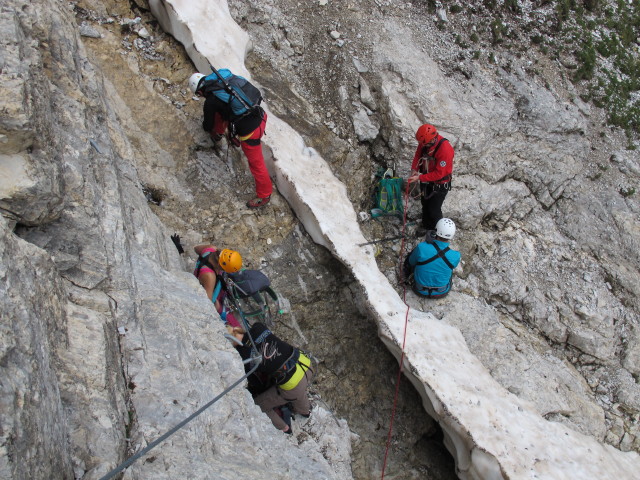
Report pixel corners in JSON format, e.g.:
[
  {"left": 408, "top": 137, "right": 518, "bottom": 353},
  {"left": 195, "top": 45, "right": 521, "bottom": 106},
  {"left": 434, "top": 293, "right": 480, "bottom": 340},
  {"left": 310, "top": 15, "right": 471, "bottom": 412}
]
[{"left": 228, "top": 269, "right": 270, "bottom": 298}]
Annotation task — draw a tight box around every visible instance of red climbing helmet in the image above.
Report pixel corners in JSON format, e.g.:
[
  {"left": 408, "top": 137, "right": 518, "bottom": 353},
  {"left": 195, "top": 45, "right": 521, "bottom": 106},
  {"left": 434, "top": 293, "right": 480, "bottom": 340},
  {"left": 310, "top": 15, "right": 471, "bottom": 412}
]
[{"left": 415, "top": 124, "right": 438, "bottom": 145}]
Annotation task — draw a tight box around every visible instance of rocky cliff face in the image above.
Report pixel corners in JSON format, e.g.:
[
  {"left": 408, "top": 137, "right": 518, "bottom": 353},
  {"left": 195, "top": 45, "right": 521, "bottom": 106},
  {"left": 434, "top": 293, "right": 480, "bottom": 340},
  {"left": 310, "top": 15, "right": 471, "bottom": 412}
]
[
  {"left": 1, "top": 1, "right": 353, "bottom": 479},
  {"left": 230, "top": 0, "right": 640, "bottom": 454},
  {"left": 1, "top": 0, "right": 639, "bottom": 479}
]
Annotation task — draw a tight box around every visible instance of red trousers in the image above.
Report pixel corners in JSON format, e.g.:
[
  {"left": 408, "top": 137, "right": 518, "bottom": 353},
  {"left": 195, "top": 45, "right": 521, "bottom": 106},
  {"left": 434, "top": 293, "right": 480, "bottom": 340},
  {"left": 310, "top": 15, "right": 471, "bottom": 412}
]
[{"left": 212, "top": 112, "right": 272, "bottom": 198}]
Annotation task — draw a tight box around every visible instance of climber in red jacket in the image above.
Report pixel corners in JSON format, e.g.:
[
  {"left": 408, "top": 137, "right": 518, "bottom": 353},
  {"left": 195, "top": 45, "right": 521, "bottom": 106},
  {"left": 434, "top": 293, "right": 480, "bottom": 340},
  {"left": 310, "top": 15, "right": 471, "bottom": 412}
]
[{"left": 407, "top": 124, "right": 454, "bottom": 235}]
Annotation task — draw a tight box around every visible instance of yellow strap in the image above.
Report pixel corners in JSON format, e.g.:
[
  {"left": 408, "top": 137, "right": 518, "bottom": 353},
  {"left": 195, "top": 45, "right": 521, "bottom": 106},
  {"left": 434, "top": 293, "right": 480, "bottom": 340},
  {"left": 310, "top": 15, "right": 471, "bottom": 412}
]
[
  {"left": 278, "top": 353, "right": 311, "bottom": 391},
  {"left": 237, "top": 131, "right": 253, "bottom": 141}
]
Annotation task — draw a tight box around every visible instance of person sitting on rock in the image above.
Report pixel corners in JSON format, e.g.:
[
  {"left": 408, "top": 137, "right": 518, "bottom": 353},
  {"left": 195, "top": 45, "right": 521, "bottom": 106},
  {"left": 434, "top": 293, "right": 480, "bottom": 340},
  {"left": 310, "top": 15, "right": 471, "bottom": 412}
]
[
  {"left": 193, "top": 244, "right": 242, "bottom": 328},
  {"left": 228, "top": 322, "right": 313, "bottom": 434},
  {"left": 188, "top": 69, "right": 272, "bottom": 209},
  {"left": 403, "top": 218, "right": 461, "bottom": 298}
]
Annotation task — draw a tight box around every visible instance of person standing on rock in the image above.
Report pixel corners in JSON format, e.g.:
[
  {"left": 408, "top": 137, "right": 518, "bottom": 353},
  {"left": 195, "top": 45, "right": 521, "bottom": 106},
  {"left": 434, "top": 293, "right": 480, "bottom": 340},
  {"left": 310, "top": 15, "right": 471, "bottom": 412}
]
[
  {"left": 189, "top": 68, "right": 272, "bottom": 209},
  {"left": 403, "top": 218, "right": 461, "bottom": 298},
  {"left": 407, "top": 124, "right": 454, "bottom": 236},
  {"left": 228, "top": 322, "right": 314, "bottom": 434}
]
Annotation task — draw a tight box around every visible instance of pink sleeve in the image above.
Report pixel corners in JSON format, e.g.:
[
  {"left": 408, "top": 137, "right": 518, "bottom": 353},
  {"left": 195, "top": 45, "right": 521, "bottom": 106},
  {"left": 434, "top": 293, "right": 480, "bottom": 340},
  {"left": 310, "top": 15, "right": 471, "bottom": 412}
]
[{"left": 195, "top": 247, "right": 218, "bottom": 277}]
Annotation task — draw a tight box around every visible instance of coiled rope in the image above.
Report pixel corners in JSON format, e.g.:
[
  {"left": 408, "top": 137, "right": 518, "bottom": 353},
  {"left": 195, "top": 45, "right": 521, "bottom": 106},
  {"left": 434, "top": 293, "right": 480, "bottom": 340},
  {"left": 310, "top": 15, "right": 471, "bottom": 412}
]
[
  {"left": 99, "top": 357, "right": 261, "bottom": 480},
  {"left": 380, "top": 179, "right": 413, "bottom": 479}
]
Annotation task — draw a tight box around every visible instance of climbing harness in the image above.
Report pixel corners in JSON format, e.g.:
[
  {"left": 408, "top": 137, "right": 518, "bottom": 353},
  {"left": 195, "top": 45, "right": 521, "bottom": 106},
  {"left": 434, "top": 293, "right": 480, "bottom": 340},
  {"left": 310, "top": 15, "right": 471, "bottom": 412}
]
[
  {"left": 409, "top": 242, "right": 455, "bottom": 297},
  {"left": 417, "top": 137, "right": 452, "bottom": 199},
  {"left": 277, "top": 351, "right": 312, "bottom": 390},
  {"left": 98, "top": 355, "right": 262, "bottom": 480},
  {"left": 415, "top": 243, "right": 455, "bottom": 270},
  {"left": 416, "top": 137, "right": 447, "bottom": 174}
]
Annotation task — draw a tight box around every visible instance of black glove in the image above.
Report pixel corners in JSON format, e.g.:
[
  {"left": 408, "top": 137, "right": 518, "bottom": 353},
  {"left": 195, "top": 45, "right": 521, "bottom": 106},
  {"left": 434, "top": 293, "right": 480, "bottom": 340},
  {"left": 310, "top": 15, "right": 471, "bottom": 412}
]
[{"left": 170, "top": 234, "right": 184, "bottom": 254}]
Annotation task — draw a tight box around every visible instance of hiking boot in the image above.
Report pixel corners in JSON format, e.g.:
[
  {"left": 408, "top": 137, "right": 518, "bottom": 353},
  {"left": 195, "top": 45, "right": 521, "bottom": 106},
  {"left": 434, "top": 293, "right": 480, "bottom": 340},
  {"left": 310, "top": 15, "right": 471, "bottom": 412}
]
[
  {"left": 210, "top": 133, "right": 223, "bottom": 143},
  {"left": 299, "top": 401, "right": 312, "bottom": 418},
  {"left": 280, "top": 405, "right": 293, "bottom": 431},
  {"left": 247, "top": 196, "right": 271, "bottom": 209},
  {"left": 425, "top": 229, "right": 436, "bottom": 241}
]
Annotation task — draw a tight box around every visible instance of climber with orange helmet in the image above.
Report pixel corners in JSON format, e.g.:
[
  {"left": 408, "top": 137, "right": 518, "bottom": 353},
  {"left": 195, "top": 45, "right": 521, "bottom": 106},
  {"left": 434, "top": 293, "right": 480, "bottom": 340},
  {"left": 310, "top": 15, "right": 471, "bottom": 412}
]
[
  {"left": 189, "top": 69, "right": 272, "bottom": 209},
  {"left": 193, "top": 244, "right": 243, "bottom": 327},
  {"left": 407, "top": 123, "right": 455, "bottom": 235}
]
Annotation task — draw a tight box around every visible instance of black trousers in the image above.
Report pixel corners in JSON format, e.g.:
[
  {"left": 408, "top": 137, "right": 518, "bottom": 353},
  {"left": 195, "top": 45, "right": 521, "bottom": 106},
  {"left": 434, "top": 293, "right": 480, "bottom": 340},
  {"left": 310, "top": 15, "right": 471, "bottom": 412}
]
[{"left": 420, "top": 184, "right": 449, "bottom": 231}]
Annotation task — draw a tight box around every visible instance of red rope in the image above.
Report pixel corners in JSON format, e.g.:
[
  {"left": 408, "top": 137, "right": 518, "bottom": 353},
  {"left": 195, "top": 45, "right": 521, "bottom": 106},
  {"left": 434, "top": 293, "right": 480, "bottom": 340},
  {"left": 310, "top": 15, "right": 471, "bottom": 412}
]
[{"left": 380, "top": 179, "right": 413, "bottom": 479}]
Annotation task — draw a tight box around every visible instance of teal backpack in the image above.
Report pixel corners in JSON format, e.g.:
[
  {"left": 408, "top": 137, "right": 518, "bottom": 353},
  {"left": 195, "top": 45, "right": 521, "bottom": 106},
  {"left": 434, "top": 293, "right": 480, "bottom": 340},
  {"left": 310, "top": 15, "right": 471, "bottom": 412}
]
[
  {"left": 372, "top": 168, "right": 404, "bottom": 218},
  {"left": 201, "top": 68, "right": 262, "bottom": 120}
]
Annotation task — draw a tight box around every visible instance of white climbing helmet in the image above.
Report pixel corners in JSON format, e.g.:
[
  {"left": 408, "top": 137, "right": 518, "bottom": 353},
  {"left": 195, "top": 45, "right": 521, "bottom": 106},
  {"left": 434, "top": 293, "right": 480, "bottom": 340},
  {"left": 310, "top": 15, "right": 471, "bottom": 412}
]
[
  {"left": 435, "top": 218, "right": 456, "bottom": 240},
  {"left": 188, "top": 73, "right": 205, "bottom": 94}
]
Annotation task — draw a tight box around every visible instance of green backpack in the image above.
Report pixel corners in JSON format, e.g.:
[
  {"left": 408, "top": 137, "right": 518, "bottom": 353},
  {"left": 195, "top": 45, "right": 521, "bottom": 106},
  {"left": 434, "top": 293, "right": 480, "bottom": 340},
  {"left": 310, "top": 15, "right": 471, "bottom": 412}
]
[{"left": 372, "top": 168, "right": 404, "bottom": 218}]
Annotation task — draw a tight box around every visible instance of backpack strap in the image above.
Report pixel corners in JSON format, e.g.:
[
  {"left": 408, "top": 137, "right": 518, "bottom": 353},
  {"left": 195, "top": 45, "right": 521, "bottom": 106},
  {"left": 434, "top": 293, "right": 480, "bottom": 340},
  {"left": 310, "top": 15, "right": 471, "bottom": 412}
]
[
  {"left": 418, "top": 137, "right": 450, "bottom": 178},
  {"left": 195, "top": 253, "right": 225, "bottom": 299},
  {"left": 416, "top": 243, "right": 455, "bottom": 270},
  {"left": 418, "top": 137, "right": 447, "bottom": 172},
  {"left": 419, "top": 138, "right": 447, "bottom": 163},
  {"left": 432, "top": 137, "right": 447, "bottom": 155},
  {"left": 431, "top": 138, "right": 452, "bottom": 184},
  {"left": 194, "top": 253, "right": 210, "bottom": 278},
  {"left": 271, "top": 348, "right": 299, "bottom": 384},
  {"left": 208, "top": 66, "right": 253, "bottom": 111}
]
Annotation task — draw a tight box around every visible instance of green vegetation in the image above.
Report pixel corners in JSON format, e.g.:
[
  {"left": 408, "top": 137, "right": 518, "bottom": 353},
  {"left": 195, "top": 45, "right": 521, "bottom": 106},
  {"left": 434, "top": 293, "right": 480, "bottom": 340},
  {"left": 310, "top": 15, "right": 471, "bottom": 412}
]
[
  {"left": 483, "top": 0, "right": 497, "bottom": 10},
  {"left": 574, "top": 38, "right": 596, "bottom": 81},
  {"left": 491, "top": 19, "right": 507, "bottom": 45},
  {"left": 619, "top": 187, "right": 636, "bottom": 197},
  {"left": 455, "top": 34, "right": 470, "bottom": 48},
  {"left": 462, "top": 0, "right": 639, "bottom": 138},
  {"left": 504, "top": 0, "right": 521, "bottom": 14},
  {"left": 531, "top": 34, "right": 544, "bottom": 45},
  {"left": 563, "top": 0, "right": 639, "bottom": 136}
]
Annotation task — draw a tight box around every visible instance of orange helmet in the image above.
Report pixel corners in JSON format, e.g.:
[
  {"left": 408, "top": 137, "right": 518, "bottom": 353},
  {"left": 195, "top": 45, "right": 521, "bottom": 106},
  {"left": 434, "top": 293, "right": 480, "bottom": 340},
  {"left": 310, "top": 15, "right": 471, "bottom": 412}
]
[
  {"left": 218, "top": 249, "right": 242, "bottom": 273},
  {"left": 415, "top": 124, "right": 438, "bottom": 144}
]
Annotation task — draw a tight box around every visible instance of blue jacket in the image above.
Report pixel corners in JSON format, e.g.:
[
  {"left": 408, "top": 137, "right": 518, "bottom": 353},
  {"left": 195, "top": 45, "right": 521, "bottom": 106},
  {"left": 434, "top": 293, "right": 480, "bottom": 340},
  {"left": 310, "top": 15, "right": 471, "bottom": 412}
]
[{"left": 408, "top": 240, "right": 461, "bottom": 294}]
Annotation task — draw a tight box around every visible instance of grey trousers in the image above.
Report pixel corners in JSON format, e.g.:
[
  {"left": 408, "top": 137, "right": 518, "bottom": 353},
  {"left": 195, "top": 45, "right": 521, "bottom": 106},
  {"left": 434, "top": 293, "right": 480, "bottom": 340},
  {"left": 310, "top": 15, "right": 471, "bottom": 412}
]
[{"left": 253, "top": 368, "right": 314, "bottom": 430}]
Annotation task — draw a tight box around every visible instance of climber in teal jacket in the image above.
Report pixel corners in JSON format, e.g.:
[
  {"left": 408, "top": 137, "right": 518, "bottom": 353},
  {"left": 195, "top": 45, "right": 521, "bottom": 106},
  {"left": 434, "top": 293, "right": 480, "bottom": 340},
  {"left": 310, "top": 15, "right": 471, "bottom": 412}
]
[{"left": 404, "top": 218, "right": 461, "bottom": 298}]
